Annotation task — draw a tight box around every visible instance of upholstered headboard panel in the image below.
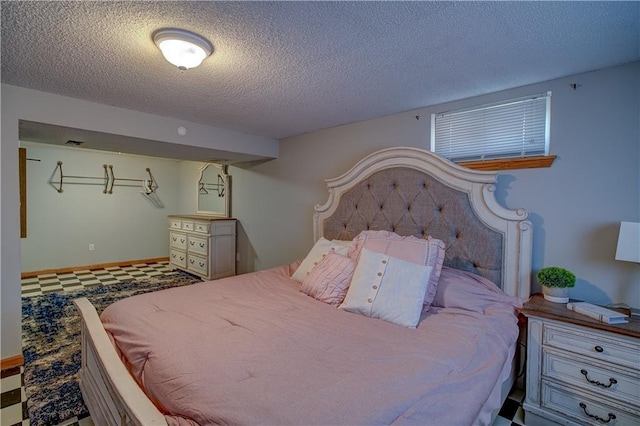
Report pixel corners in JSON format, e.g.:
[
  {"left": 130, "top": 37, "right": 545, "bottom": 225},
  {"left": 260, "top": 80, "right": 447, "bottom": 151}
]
[
  {"left": 314, "top": 147, "right": 533, "bottom": 298},
  {"left": 322, "top": 167, "right": 504, "bottom": 286}
]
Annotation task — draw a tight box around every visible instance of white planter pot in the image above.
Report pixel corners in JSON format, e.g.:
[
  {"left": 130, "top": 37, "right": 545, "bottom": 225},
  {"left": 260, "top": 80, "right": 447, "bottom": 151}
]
[{"left": 542, "top": 285, "right": 569, "bottom": 303}]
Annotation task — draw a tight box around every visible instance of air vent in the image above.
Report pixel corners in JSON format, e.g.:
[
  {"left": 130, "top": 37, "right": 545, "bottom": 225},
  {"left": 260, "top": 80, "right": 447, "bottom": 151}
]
[{"left": 66, "top": 140, "right": 84, "bottom": 146}]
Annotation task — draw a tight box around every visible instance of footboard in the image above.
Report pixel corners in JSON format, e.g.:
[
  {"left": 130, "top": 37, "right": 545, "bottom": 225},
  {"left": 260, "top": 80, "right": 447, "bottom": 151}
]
[{"left": 73, "top": 298, "right": 167, "bottom": 426}]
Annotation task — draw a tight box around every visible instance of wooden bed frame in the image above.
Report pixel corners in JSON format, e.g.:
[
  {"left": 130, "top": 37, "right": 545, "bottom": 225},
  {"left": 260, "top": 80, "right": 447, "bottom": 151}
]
[{"left": 74, "top": 147, "right": 533, "bottom": 425}]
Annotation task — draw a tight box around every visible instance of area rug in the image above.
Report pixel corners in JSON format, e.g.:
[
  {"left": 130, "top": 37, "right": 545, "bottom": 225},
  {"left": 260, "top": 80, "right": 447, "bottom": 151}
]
[{"left": 22, "top": 271, "right": 202, "bottom": 426}]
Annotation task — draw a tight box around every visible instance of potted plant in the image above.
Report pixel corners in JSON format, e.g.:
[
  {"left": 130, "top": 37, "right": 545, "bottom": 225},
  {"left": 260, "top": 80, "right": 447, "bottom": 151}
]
[{"left": 537, "top": 266, "right": 576, "bottom": 303}]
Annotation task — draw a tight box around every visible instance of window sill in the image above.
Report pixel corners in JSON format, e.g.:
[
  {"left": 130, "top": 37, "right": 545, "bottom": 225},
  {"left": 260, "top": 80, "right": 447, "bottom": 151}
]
[{"left": 457, "top": 155, "right": 557, "bottom": 171}]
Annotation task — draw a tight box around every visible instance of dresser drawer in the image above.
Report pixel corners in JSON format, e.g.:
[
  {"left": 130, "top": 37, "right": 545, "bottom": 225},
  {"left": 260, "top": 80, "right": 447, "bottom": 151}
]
[
  {"left": 182, "top": 221, "right": 194, "bottom": 231},
  {"left": 540, "top": 380, "right": 640, "bottom": 425},
  {"left": 170, "top": 219, "right": 182, "bottom": 229},
  {"left": 170, "top": 232, "right": 187, "bottom": 250},
  {"left": 187, "top": 253, "right": 208, "bottom": 276},
  {"left": 543, "top": 323, "right": 639, "bottom": 369},
  {"left": 188, "top": 235, "right": 209, "bottom": 256},
  {"left": 169, "top": 249, "right": 187, "bottom": 268},
  {"left": 542, "top": 348, "right": 640, "bottom": 408},
  {"left": 194, "top": 221, "right": 210, "bottom": 234}
]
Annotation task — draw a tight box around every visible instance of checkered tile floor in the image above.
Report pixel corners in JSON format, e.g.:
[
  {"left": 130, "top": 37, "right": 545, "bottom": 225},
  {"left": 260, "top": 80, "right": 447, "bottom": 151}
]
[
  {"left": 3, "top": 261, "right": 526, "bottom": 425},
  {"left": 20, "top": 261, "right": 178, "bottom": 298}
]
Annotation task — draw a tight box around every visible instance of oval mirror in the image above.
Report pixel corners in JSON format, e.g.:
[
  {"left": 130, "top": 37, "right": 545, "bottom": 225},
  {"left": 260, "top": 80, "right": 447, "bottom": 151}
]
[{"left": 197, "top": 163, "right": 230, "bottom": 217}]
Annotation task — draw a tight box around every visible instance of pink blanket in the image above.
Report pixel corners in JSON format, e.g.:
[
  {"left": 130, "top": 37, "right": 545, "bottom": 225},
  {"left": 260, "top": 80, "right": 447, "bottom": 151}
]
[{"left": 101, "top": 265, "right": 520, "bottom": 425}]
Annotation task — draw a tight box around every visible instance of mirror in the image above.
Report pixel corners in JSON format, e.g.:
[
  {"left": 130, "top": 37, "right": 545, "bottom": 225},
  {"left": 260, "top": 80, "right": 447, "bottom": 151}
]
[{"left": 197, "top": 163, "right": 230, "bottom": 217}]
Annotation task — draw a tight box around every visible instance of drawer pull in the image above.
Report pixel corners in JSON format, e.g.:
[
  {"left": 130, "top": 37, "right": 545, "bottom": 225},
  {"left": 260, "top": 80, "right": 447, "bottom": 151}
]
[
  {"left": 580, "top": 369, "right": 617, "bottom": 388},
  {"left": 594, "top": 345, "right": 604, "bottom": 353},
  {"left": 200, "top": 243, "right": 205, "bottom": 248},
  {"left": 190, "top": 241, "right": 195, "bottom": 246},
  {"left": 579, "top": 402, "right": 616, "bottom": 423}
]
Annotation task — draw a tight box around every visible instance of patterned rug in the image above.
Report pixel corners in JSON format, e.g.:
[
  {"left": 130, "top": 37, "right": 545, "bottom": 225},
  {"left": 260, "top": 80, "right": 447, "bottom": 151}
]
[{"left": 21, "top": 271, "right": 202, "bottom": 426}]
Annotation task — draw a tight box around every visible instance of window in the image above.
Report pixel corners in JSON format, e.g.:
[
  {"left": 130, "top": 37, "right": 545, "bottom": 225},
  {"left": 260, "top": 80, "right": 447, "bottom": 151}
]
[{"left": 431, "top": 92, "right": 554, "bottom": 170}]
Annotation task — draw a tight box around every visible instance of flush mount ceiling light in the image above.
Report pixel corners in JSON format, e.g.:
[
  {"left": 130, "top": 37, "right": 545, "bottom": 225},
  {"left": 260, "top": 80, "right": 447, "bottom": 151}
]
[{"left": 153, "top": 29, "right": 213, "bottom": 70}]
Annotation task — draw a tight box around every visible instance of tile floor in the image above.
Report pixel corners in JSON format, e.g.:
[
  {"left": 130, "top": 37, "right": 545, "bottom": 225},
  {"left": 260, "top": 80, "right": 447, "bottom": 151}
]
[{"left": 2, "top": 261, "right": 526, "bottom": 426}]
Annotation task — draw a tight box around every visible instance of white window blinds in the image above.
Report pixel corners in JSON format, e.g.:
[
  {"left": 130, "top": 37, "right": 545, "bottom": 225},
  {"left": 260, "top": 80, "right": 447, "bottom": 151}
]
[{"left": 431, "top": 92, "right": 551, "bottom": 162}]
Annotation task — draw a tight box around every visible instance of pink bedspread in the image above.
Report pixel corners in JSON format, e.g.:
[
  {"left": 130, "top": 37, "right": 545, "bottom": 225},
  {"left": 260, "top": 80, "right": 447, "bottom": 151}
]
[{"left": 101, "top": 265, "right": 520, "bottom": 426}]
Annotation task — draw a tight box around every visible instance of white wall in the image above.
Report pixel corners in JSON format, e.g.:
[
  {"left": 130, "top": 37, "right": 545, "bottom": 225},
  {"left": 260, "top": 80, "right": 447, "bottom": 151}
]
[
  {"left": 232, "top": 62, "right": 640, "bottom": 308},
  {"left": 1, "top": 85, "right": 277, "bottom": 360},
  {"left": 20, "top": 142, "right": 184, "bottom": 272}
]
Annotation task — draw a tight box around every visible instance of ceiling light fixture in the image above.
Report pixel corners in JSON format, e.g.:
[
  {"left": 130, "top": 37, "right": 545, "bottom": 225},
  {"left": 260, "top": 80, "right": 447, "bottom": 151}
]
[{"left": 153, "top": 29, "right": 213, "bottom": 70}]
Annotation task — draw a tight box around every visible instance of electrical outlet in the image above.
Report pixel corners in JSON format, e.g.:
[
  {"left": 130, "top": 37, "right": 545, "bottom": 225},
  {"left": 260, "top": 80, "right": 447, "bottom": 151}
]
[{"left": 89, "top": 243, "right": 95, "bottom": 252}]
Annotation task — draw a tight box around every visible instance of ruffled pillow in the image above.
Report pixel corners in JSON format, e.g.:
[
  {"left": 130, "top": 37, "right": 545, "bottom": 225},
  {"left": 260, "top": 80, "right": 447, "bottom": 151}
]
[
  {"left": 349, "top": 230, "right": 445, "bottom": 308},
  {"left": 300, "top": 252, "right": 355, "bottom": 305},
  {"left": 291, "top": 238, "right": 351, "bottom": 283}
]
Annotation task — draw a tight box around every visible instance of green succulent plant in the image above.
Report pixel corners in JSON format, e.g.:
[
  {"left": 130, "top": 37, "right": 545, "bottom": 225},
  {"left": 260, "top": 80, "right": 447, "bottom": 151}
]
[{"left": 537, "top": 266, "right": 576, "bottom": 288}]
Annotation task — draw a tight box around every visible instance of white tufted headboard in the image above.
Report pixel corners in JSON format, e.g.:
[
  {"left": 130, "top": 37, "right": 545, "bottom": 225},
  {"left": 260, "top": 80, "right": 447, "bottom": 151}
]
[{"left": 313, "top": 147, "right": 533, "bottom": 298}]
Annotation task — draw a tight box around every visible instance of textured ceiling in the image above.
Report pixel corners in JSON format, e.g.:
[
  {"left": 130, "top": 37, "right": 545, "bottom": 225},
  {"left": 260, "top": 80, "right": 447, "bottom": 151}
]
[{"left": 2, "top": 1, "right": 639, "bottom": 140}]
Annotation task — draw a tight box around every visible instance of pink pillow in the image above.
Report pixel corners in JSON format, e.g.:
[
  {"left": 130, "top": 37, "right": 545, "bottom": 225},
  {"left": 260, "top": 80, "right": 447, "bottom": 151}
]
[
  {"left": 349, "top": 230, "right": 445, "bottom": 308},
  {"left": 300, "top": 252, "right": 356, "bottom": 306},
  {"left": 432, "top": 267, "right": 523, "bottom": 313}
]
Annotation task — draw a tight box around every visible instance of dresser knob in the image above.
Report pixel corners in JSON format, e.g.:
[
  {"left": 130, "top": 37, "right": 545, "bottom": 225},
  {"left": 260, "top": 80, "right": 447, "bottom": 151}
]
[
  {"left": 579, "top": 402, "right": 616, "bottom": 423},
  {"left": 594, "top": 345, "right": 604, "bottom": 353}
]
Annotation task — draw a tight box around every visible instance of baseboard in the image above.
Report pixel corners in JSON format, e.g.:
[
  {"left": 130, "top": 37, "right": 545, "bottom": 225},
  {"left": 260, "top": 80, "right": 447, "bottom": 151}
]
[
  {"left": 1, "top": 354, "right": 24, "bottom": 370},
  {"left": 21, "top": 257, "right": 170, "bottom": 279}
]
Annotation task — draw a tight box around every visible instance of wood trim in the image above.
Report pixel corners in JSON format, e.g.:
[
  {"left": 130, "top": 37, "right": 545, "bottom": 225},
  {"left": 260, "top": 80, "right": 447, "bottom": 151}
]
[
  {"left": 1, "top": 354, "right": 24, "bottom": 370},
  {"left": 21, "top": 257, "right": 170, "bottom": 279},
  {"left": 521, "top": 293, "right": 640, "bottom": 339},
  {"left": 19, "top": 147, "right": 27, "bottom": 238},
  {"left": 458, "top": 155, "right": 557, "bottom": 171}
]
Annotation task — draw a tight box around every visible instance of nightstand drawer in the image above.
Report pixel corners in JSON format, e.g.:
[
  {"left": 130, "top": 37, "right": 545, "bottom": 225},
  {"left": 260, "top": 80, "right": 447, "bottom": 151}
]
[
  {"left": 543, "top": 348, "right": 640, "bottom": 408},
  {"left": 182, "top": 221, "right": 194, "bottom": 231},
  {"left": 170, "top": 219, "right": 182, "bottom": 229},
  {"left": 170, "top": 232, "right": 187, "bottom": 250},
  {"left": 544, "top": 323, "right": 639, "bottom": 369},
  {"left": 541, "top": 380, "right": 640, "bottom": 425}
]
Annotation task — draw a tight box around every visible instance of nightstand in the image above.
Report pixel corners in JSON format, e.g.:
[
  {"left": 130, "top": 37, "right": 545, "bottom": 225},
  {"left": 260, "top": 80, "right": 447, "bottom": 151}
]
[{"left": 521, "top": 294, "right": 640, "bottom": 425}]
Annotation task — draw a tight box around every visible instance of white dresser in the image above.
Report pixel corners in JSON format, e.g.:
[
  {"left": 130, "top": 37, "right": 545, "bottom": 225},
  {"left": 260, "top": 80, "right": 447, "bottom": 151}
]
[
  {"left": 522, "top": 294, "right": 640, "bottom": 425},
  {"left": 168, "top": 215, "right": 236, "bottom": 280}
]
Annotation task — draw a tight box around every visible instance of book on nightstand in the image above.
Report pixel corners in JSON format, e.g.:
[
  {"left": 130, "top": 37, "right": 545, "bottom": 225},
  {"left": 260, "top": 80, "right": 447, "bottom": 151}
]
[{"left": 566, "top": 301, "right": 629, "bottom": 324}]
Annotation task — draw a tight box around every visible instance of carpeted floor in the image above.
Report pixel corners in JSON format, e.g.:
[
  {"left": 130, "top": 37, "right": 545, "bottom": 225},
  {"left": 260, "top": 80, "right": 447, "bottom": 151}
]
[{"left": 21, "top": 271, "right": 202, "bottom": 426}]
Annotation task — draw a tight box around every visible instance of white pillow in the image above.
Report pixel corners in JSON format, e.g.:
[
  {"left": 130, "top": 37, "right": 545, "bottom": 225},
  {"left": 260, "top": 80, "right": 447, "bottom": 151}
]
[
  {"left": 291, "top": 238, "right": 351, "bottom": 283},
  {"left": 340, "top": 248, "right": 433, "bottom": 328}
]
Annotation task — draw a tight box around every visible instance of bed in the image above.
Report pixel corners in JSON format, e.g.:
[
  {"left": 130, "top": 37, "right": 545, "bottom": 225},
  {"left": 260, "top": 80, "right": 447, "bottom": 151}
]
[{"left": 74, "top": 146, "right": 533, "bottom": 426}]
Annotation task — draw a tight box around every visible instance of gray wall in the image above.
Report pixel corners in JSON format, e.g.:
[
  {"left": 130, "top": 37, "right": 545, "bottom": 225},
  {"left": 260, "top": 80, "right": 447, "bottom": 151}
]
[
  {"left": 20, "top": 142, "right": 187, "bottom": 272},
  {"left": 1, "top": 85, "right": 276, "bottom": 360},
  {"left": 232, "top": 61, "right": 640, "bottom": 308}
]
